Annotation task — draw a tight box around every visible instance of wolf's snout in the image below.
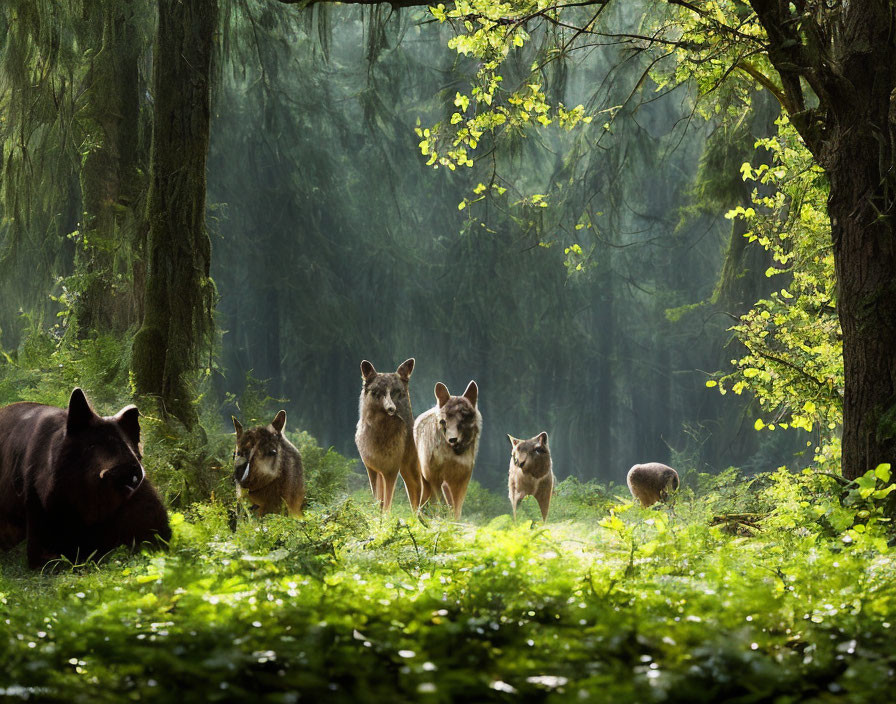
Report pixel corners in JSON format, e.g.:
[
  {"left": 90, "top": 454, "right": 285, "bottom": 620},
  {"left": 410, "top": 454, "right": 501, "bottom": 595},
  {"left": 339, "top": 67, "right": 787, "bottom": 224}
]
[
  {"left": 448, "top": 436, "right": 458, "bottom": 445},
  {"left": 234, "top": 458, "right": 250, "bottom": 484}
]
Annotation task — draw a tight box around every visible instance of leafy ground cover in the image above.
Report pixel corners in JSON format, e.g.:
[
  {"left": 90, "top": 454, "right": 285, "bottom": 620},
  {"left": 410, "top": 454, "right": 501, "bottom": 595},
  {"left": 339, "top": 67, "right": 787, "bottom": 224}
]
[{"left": 2, "top": 464, "right": 894, "bottom": 703}]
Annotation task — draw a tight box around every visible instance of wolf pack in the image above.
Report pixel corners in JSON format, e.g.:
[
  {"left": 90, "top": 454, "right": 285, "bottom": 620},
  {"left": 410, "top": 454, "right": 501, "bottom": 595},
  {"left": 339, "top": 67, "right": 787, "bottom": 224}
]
[{"left": 0, "top": 358, "right": 679, "bottom": 568}]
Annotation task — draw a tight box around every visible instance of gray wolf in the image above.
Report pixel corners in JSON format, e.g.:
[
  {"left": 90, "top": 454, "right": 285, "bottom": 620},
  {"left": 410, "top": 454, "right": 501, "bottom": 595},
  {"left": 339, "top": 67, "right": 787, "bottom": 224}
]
[
  {"left": 355, "top": 358, "right": 423, "bottom": 511},
  {"left": 507, "top": 432, "right": 554, "bottom": 521},
  {"left": 415, "top": 381, "right": 481, "bottom": 519},
  {"left": 232, "top": 410, "right": 305, "bottom": 516}
]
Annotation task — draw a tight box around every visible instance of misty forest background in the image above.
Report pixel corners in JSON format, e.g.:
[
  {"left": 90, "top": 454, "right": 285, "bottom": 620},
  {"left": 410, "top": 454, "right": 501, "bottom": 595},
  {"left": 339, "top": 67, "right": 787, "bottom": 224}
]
[{"left": 0, "top": 0, "right": 807, "bottom": 487}]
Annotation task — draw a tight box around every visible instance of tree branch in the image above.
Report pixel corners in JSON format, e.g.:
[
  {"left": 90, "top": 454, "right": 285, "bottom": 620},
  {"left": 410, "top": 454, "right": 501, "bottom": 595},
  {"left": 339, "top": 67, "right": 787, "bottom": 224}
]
[{"left": 735, "top": 58, "right": 795, "bottom": 115}]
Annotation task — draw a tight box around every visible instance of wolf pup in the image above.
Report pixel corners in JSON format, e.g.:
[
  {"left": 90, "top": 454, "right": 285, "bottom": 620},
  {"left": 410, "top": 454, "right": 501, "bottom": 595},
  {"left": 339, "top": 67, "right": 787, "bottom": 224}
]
[
  {"left": 415, "top": 381, "right": 481, "bottom": 519},
  {"left": 507, "top": 432, "right": 554, "bottom": 522},
  {"left": 355, "top": 358, "right": 424, "bottom": 512},
  {"left": 232, "top": 411, "right": 305, "bottom": 516},
  {"left": 627, "top": 462, "right": 680, "bottom": 507},
  {"left": 0, "top": 388, "right": 171, "bottom": 568}
]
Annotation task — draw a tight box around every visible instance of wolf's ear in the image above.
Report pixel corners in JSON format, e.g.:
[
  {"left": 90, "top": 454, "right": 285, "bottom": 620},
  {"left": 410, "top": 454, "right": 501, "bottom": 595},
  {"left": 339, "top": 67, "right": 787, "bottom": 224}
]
[
  {"left": 271, "top": 410, "right": 287, "bottom": 434},
  {"left": 113, "top": 405, "right": 141, "bottom": 451},
  {"left": 66, "top": 388, "right": 95, "bottom": 434},
  {"left": 507, "top": 434, "right": 520, "bottom": 447},
  {"left": 435, "top": 382, "right": 450, "bottom": 408},
  {"left": 462, "top": 380, "right": 478, "bottom": 407},
  {"left": 232, "top": 416, "right": 243, "bottom": 439},
  {"left": 536, "top": 431, "right": 549, "bottom": 447},
  {"left": 361, "top": 360, "right": 377, "bottom": 382},
  {"left": 396, "top": 358, "right": 415, "bottom": 382}
]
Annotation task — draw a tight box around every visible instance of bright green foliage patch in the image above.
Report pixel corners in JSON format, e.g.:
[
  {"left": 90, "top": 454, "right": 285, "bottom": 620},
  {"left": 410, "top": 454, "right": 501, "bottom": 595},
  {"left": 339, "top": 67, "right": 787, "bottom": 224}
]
[{"left": 2, "top": 469, "right": 894, "bottom": 703}]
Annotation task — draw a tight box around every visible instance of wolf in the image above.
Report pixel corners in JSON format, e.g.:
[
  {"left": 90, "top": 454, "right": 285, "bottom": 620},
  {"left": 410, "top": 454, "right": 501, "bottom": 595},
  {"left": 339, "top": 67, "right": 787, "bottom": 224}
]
[
  {"left": 507, "top": 432, "right": 554, "bottom": 522},
  {"left": 626, "top": 462, "right": 680, "bottom": 507},
  {"left": 414, "top": 381, "right": 481, "bottom": 519},
  {"left": 232, "top": 410, "right": 305, "bottom": 516},
  {"left": 0, "top": 388, "right": 171, "bottom": 568},
  {"left": 354, "top": 358, "right": 423, "bottom": 512}
]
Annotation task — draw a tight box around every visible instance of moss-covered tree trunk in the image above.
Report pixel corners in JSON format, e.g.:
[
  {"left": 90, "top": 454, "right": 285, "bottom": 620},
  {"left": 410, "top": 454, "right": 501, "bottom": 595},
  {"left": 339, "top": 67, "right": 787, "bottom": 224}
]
[
  {"left": 132, "top": 0, "right": 217, "bottom": 424},
  {"left": 76, "top": 2, "right": 144, "bottom": 334}
]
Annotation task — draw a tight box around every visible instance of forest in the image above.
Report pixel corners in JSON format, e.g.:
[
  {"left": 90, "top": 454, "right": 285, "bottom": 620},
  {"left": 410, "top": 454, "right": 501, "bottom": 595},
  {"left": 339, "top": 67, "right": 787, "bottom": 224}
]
[{"left": 1, "top": 0, "right": 895, "bottom": 701}]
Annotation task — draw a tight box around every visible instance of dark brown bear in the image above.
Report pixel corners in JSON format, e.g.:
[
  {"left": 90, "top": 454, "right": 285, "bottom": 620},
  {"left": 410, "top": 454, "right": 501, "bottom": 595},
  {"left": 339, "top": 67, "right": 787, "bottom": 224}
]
[{"left": 0, "top": 388, "right": 171, "bottom": 568}]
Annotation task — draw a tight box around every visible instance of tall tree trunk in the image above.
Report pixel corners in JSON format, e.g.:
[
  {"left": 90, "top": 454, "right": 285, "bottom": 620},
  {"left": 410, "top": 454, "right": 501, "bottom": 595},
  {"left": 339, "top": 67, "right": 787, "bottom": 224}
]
[
  {"left": 827, "top": 128, "right": 896, "bottom": 479},
  {"left": 817, "top": 13, "right": 896, "bottom": 480},
  {"left": 77, "top": 3, "right": 143, "bottom": 334},
  {"left": 747, "top": 0, "right": 896, "bottom": 480},
  {"left": 132, "top": 0, "right": 217, "bottom": 424}
]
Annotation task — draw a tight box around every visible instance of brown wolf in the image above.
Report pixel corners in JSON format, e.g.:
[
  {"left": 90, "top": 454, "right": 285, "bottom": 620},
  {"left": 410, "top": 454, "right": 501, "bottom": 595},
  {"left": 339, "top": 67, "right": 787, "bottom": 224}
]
[
  {"left": 415, "top": 381, "right": 481, "bottom": 519},
  {"left": 626, "top": 462, "right": 680, "bottom": 507},
  {"left": 0, "top": 388, "right": 170, "bottom": 568},
  {"left": 507, "top": 432, "right": 554, "bottom": 522},
  {"left": 354, "top": 358, "right": 423, "bottom": 512},
  {"left": 232, "top": 411, "right": 305, "bottom": 516}
]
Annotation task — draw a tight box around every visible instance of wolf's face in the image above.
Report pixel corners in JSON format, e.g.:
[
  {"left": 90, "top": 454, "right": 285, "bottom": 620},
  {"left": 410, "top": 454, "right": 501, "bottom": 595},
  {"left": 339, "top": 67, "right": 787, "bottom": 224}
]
[
  {"left": 508, "top": 432, "right": 549, "bottom": 473},
  {"left": 435, "top": 381, "right": 480, "bottom": 455},
  {"left": 360, "top": 359, "right": 414, "bottom": 420},
  {"left": 232, "top": 411, "right": 286, "bottom": 491}
]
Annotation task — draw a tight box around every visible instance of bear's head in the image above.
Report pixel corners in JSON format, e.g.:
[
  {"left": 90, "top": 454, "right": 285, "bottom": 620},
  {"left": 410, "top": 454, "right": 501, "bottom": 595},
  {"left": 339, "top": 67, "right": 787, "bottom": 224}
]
[{"left": 54, "top": 388, "right": 146, "bottom": 524}]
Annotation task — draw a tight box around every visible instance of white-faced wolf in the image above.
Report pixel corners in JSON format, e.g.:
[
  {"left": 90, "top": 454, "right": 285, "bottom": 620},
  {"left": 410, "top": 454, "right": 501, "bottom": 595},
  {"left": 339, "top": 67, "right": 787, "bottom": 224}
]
[
  {"left": 232, "top": 411, "right": 305, "bottom": 517},
  {"left": 626, "top": 462, "right": 679, "bottom": 507},
  {"left": 415, "top": 381, "right": 481, "bottom": 519},
  {"left": 354, "top": 358, "right": 424, "bottom": 512},
  {"left": 507, "top": 432, "right": 554, "bottom": 522}
]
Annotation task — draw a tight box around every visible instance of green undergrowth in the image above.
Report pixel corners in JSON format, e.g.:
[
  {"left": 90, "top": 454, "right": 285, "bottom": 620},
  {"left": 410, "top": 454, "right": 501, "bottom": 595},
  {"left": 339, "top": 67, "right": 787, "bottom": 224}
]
[
  {"left": 2, "top": 466, "right": 895, "bottom": 703},
  {"left": 2, "top": 331, "right": 895, "bottom": 701}
]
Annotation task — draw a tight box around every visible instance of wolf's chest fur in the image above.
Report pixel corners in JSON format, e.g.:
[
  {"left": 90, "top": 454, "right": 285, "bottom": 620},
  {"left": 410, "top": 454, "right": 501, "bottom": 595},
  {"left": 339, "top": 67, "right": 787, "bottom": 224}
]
[
  {"left": 355, "top": 414, "right": 410, "bottom": 467},
  {"left": 510, "top": 465, "right": 552, "bottom": 496}
]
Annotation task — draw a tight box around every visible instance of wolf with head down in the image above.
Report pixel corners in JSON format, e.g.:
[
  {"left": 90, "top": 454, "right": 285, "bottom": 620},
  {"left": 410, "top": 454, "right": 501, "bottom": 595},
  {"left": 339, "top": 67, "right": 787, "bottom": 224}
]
[{"left": 355, "top": 358, "right": 424, "bottom": 512}]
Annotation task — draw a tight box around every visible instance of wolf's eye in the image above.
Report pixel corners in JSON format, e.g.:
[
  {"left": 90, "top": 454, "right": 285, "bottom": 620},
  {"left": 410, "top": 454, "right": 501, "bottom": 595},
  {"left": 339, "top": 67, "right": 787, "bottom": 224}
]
[
  {"left": 269, "top": 449, "right": 278, "bottom": 456},
  {"left": 535, "top": 447, "right": 545, "bottom": 454},
  {"left": 439, "top": 419, "right": 447, "bottom": 428}
]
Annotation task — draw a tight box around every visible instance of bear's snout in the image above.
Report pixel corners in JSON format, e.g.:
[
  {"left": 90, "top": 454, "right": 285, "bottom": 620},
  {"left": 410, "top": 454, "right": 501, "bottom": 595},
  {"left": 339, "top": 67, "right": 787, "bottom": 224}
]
[{"left": 102, "top": 463, "right": 145, "bottom": 497}]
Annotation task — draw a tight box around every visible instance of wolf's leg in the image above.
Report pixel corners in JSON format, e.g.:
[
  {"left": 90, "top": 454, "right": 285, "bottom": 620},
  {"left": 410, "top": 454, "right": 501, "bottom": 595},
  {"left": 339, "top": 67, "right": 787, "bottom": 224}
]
[
  {"left": 399, "top": 453, "right": 423, "bottom": 512},
  {"left": 534, "top": 478, "right": 552, "bottom": 522},
  {"left": 449, "top": 479, "right": 470, "bottom": 520},
  {"left": 440, "top": 481, "right": 453, "bottom": 512},
  {"left": 381, "top": 473, "right": 399, "bottom": 512},
  {"left": 420, "top": 480, "right": 432, "bottom": 507},
  {"left": 365, "top": 465, "right": 378, "bottom": 497}
]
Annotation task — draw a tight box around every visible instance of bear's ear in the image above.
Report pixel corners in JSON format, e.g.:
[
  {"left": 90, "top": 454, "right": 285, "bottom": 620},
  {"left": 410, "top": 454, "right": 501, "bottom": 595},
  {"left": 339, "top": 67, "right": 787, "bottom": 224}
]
[
  {"left": 462, "top": 380, "right": 478, "bottom": 408},
  {"left": 507, "top": 434, "right": 521, "bottom": 447},
  {"left": 232, "top": 416, "right": 243, "bottom": 439},
  {"left": 536, "top": 431, "right": 548, "bottom": 447},
  {"left": 271, "top": 410, "right": 287, "bottom": 434},
  {"left": 435, "top": 382, "right": 450, "bottom": 408},
  {"left": 361, "top": 360, "right": 377, "bottom": 383},
  {"left": 396, "top": 358, "right": 415, "bottom": 382},
  {"left": 66, "top": 388, "right": 95, "bottom": 434},
  {"left": 113, "top": 405, "right": 141, "bottom": 452}
]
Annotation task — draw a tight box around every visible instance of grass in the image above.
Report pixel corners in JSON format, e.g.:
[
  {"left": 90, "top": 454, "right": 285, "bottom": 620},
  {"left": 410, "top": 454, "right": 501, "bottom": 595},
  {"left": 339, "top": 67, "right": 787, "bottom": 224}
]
[{"left": 1, "top": 468, "right": 895, "bottom": 703}]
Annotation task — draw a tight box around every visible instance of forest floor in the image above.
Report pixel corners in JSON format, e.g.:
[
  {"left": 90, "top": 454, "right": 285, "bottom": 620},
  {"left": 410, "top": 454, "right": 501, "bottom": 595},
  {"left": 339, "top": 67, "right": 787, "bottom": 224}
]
[{"left": 1, "top": 469, "right": 895, "bottom": 703}]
